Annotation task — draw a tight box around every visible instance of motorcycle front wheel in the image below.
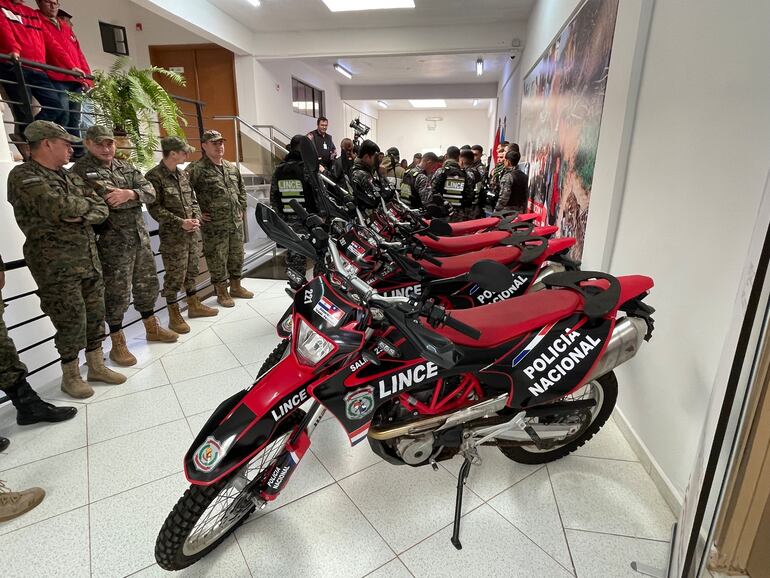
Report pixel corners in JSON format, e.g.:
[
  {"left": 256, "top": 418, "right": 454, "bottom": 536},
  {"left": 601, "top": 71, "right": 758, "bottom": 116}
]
[
  {"left": 498, "top": 371, "right": 617, "bottom": 465},
  {"left": 155, "top": 410, "right": 304, "bottom": 571}
]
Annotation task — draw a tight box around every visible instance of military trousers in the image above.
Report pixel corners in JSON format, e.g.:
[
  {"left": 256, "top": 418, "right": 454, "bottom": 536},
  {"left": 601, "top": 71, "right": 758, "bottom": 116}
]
[
  {"left": 0, "top": 298, "right": 28, "bottom": 392},
  {"left": 98, "top": 230, "right": 160, "bottom": 326},
  {"left": 36, "top": 274, "right": 105, "bottom": 362},
  {"left": 201, "top": 221, "right": 244, "bottom": 285},
  {"left": 159, "top": 231, "right": 201, "bottom": 303}
]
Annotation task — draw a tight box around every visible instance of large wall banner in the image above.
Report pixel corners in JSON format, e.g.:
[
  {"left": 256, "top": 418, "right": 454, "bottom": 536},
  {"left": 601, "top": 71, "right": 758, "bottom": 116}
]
[{"left": 520, "top": 0, "right": 619, "bottom": 260}]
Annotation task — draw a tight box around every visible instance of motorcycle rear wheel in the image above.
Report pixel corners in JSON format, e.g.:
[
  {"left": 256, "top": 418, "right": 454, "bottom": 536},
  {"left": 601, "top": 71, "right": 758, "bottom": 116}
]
[
  {"left": 155, "top": 410, "right": 304, "bottom": 571},
  {"left": 498, "top": 371, "right": 617, "bottom": 465}
]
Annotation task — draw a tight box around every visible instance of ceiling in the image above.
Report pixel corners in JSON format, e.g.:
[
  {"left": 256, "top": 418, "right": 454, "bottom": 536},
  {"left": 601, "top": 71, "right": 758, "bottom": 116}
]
[
  {"left": 308, "top": 52, "right": 511, "bottom": 85},
  {"left": 348, "top": 98, "right": 494, "bottom": 111},
  {"left": 209, "top": 0, "right": 535, "bottom": 33}
]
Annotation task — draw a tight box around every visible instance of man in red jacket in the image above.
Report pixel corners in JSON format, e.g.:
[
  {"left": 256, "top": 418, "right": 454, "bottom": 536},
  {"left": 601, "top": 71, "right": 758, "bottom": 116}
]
[
  {"left": 0, "top": 0, "right": 74, "bottom": 140},
  {"left": 35, "top": 0, "right": 91, "bottom": 153}
]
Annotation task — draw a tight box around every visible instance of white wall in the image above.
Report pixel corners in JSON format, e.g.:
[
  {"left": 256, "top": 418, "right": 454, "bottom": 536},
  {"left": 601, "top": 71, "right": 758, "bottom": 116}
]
[
  {"left": 377, "top": 109, "right": 491, "bottom": 159},
  {"left": 65, "top": 0, "right": 207, "bottom": 72},
  {"left": 241, "top": 58, "right": 344, "bottom": 144},
  {"left": 519, "top": 0, "right": 770, "bottom": 500}
]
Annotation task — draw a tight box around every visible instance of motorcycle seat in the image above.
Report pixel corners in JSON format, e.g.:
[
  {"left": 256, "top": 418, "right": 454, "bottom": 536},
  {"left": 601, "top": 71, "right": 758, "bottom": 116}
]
[
  {"left": 418, "top": 245, "right": 523, "bottom": 278},
  {"left": 416, "top": 230, "right": 510, "bottom": 255},
  {"left": 432, "top": 290, "right": 582, "bottom": 348},
  {"left": 444, "top": 217, "right": 500, "bottom": 236}
]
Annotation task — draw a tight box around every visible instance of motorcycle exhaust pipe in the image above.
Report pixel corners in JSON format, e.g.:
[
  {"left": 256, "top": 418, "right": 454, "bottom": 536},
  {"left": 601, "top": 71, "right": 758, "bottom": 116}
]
[
  {"left": 367, "top": 316, "right": 647, "bottom": 442},
  {"left": 529, "top": 263, "right": 566, "bottom": 292},
  {"left": 582, "top": 316, "right": 647, "bottom": 384}
]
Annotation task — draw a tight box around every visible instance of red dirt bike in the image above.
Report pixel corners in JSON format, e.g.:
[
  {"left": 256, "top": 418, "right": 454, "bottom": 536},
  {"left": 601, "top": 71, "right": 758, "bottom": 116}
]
[{"left": 154, "top": 204, "right": 655, "bottom": 570}]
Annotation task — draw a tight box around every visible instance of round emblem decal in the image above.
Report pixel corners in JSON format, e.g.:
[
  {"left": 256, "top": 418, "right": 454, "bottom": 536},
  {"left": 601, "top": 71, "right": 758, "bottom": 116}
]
[
  {"left": 345, "top": 386, "right": 375, "bottom": 421},
  {"left": 193, "top": 436, "right": 223, "bottom": 472}
]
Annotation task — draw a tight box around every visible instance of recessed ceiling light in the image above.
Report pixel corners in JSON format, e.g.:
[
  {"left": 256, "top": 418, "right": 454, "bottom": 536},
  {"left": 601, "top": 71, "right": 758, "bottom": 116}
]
[
  {"left": 247, "top": 0, "right": 261, "bottom": 6},
  {"left": 409, "top": 99, "right": 447, "bottom": 108},
  {"left": 473, "top": 99, "right": 479, "bottom": 107},
  {"left": 476, "top": 58, "right": 484, "bottom": 76},
  {"left": 377, "top": 100, "right": 389, "bottom": 108},
  {"left": 322, "top": 0, "right": 415, "bottom": 12},
  {"left": 334, "top": 64, "right": 353, "bottom": 79}
]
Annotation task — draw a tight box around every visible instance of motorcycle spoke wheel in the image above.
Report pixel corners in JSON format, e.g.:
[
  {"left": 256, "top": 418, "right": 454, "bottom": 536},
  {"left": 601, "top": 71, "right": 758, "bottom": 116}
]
[
  {"left": 498, "top": 371, "right": 618, "bottom": 465},
  {"left": 181, "top": 430, "right": 292, "bottom": 557}
]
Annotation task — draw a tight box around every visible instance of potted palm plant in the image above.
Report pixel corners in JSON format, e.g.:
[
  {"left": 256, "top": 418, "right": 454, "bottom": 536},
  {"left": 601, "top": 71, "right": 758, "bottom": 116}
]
[{"left": 84, "top": 56, "right": 187, "bottom": 168}]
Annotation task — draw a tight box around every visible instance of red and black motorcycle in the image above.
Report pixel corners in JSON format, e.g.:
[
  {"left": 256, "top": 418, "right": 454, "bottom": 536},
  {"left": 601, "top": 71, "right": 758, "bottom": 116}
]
[{"left": 154, "top": 203, "right": 655, "bottom": 571}]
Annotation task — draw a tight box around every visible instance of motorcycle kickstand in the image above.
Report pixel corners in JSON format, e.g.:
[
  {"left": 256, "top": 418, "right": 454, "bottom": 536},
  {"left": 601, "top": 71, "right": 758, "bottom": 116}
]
[{"left": 450, "top": 456, "right": 473, "bottom": 550}]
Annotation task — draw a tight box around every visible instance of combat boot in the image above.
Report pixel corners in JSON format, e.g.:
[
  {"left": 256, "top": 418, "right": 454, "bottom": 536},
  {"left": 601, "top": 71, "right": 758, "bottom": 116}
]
[
  {"left": 167, "top": 303, "right": 190, "bottom": 334},
  {"left": 0, "top": 480, "right": 45, "bottom": 523},
  {"left": 86, "top": 348, "right": 127, "bottom": 385},
  {"left": 60, "top": 359, "right": 93, "bottom": 399},
  {"left": 187, "top": 295, "right": 218, "bottom": 318},
  {"left": 144, "top": 315, "right": 179, "bottom": 343},
  {"left": 7, "top": 379, "right": 78, "bottom": 425},
  {"left": 229, "top": 277, "right": 254, "bottom": 299},
  {"left": 216, "top": 283, "right": 235, "bottom": 307},
  {"left": 109, "top": 330, "right": 137, "bottom": 366}
]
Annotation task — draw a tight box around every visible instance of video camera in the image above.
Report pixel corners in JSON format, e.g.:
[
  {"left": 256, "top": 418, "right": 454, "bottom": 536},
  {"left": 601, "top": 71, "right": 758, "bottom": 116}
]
[{"left": 349, "top": 117, "right": 370, "bottom": 147}]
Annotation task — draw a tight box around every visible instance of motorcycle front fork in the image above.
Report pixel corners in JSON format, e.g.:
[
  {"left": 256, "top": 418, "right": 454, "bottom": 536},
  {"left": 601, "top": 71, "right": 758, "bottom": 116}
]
[{"left": 258, "top": 402, "right": 325, "bottom": 503}]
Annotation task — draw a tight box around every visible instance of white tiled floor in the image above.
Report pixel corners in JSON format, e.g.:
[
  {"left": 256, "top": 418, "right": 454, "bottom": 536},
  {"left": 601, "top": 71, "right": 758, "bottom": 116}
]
[{"left": 0, "top": 277, "right": 678, "bottom": 577}]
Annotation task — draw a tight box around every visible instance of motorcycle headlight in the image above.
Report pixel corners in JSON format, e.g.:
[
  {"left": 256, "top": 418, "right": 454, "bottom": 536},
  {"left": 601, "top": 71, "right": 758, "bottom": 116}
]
[{"left": 295, "top": 319, "right": 335, "bottom": 366}]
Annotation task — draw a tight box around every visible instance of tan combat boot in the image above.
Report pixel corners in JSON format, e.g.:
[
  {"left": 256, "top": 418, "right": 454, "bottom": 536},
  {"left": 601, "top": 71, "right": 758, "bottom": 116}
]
[
  {"left": 109, "top": 330, "right": 137, "bottom": 366},
  {"left": 229, "top": 277, "right": 254, "bottom": 299},
  {"left": 144, "top": 315, "right": 179, "bottom": 342},
  {"left": 187, "top": 295, "right": 218, "bottom": 318},
  {"left": 0, "top": 480, "right": 45, "bottom": 523},
  {"left": 167, "top": 303, "right": 190, "bottom": 334},
  {"left": 60, "top": 359, "right": 94, "bottom": 399},
  {"left": 86, "top": 348, "right": 127, "bottom": 384},
  {"left": 215, "top": 283, "right": 235, "bottom": 307}
]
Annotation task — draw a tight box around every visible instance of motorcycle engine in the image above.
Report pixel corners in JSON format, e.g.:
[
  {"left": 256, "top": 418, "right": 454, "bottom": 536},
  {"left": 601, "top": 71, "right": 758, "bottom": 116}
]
[{"left": 395, "top": 434, "right": 435, "bottom": 465}]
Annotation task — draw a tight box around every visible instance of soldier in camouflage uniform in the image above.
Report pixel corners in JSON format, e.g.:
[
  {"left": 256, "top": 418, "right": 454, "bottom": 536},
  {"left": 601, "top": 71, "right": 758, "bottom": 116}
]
[
  {"left": 270, "top": 135, "right": 319, "bottom": 284},
  {"left": 186, "top": 130, "right": 253, "bottom": 308},
  {"left": 495, "top": 149, "right": 528, "bottom": 213},
  {"left": 458, "top": 148, "right": 480, "bottom": 221},
  {"left": 6, "top": 121, "right": 126, "bottom": 399},
  {"left": 470, "top": 145, "right": 488, "bottom": 217},
  {"left": 146, "top": 136, "right": 218, "bottom": 335},
  {"left": 72, "top": 125, "right": 178, "bottom": 367}
]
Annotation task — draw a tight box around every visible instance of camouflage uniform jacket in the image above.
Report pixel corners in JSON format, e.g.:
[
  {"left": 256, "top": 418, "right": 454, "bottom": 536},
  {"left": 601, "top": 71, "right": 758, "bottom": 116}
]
[
  {"left": 350, "top": 158, "right": 380, "bottom": 208},
  {"left": 495, "top": 167, "right": 515, "bottom": 210},
  {"left": 490, "top": 161, "right": 506, "bottom": 193},
  {"left": 186, "top": 156, "right": 246, "bottom": 227},
  {"left": 71, "top": 154, "right": 156, "bottom": 238},
  {"left": 7, "top": 161, "right": 109, "bottom": 284},
  {"left": 145, "top": 161, "right": 201, "bottom": 236},
  {"left": 413, "top": 169, "right": 434, "bottom": 207}
]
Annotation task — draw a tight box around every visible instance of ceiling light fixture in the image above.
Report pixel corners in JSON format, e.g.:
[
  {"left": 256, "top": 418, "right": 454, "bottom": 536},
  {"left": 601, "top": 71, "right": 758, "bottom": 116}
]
[
  {"left": 247, "top": 0, "right": 261, "bottom": 6},
  {"left": 322, "top": 0, "right": 415, "bottom": 12},
  {"left": 409, "top": 99, "right": 447, "bottom": 109},
  {"left": 334, "top": 64, "right": 353, "bottom": 79},
  {"left": 377, "top": 100, "right": 389, "bottom": 108},
  {"left": 476, "top": 58, "right": 484, "bottom": 77},
  {"left": 473, "top": 99, "right": 479, "bottom": 107}
]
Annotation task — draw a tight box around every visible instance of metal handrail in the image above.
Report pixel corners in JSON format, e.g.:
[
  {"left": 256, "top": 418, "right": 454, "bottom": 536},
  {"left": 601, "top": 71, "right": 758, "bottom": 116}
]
[
  {"left": 213, "top": 115, "right": 342, "bottom": 190},
  {"left": 0, "top": 52, "right": 94, "bottom": 80}
]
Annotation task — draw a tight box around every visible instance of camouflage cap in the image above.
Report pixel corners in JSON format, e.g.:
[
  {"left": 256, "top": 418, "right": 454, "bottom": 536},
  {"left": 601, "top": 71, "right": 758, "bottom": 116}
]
[
  {"left": 201, "top": 130, "right": 226, "bottom": 143},
  {"left": 24, "top": 120, "right": 81, "bottom": 143},
  {"left": 161, "top": 136, "right": 194, "bottom": 153},
  {"left": 85, "top": 125, "right": 115, "bottom": 143}
]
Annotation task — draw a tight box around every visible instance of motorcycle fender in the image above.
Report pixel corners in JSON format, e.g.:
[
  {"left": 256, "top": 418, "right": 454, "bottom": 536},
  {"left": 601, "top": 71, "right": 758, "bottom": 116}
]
[{"left": 184, "top": 356, "right": 315, "bottom": 486}]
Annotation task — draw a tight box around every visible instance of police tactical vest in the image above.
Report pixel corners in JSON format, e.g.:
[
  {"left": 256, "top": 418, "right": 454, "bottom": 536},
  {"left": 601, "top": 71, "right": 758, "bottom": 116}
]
[
  {"left": 278, "top": 179, "right": 304, "bottom": 214},
  {"left": 443, "top": 165, "right": 467, "bottom": 207}
]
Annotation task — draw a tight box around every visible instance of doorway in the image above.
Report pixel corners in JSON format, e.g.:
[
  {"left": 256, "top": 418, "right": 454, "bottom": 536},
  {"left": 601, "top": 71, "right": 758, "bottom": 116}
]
[{"left": 149, "top": 43, "right": 238, "bottom": 161}]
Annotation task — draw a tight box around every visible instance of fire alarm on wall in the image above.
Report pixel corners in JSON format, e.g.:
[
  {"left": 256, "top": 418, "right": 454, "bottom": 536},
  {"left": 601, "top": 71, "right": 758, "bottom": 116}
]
[{"left": 136, "top": 23, "right": 143, "bottom": 31}]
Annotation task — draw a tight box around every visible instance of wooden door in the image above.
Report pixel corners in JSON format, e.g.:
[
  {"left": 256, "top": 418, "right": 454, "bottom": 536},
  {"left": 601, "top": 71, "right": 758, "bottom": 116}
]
[{"left": 149, "top": 44, "right": 238, "bottom": 162}]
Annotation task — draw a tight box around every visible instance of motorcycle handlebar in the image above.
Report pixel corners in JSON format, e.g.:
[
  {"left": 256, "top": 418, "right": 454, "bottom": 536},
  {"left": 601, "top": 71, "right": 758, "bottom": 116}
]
[
  {"left": 443, "top": 313, "right": 481, "bottom": 340},
  {"left": 289, "top": 199, "right": 310, "bottom": 221}
]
